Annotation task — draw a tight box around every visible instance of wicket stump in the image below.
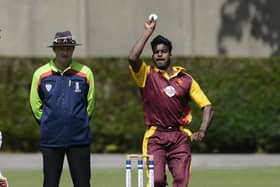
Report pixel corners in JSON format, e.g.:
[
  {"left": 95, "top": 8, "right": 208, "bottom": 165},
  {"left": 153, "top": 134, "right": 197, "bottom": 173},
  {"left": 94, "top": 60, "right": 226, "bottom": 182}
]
[{"left": 126, "top": 154, "right": 154, "bottom": 187}]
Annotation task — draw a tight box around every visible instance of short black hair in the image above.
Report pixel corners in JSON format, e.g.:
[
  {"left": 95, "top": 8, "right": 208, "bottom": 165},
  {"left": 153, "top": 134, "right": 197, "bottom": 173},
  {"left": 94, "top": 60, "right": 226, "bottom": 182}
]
[{"left": 150, "top": 35, "right": 173, "bottom": 52}]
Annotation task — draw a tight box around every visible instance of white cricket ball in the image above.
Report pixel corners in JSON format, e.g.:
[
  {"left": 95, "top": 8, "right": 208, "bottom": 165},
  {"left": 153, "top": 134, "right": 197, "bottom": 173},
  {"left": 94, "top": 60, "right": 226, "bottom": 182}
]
[{"left": 149, "top": 13, "right": 158, "bottom": 21}]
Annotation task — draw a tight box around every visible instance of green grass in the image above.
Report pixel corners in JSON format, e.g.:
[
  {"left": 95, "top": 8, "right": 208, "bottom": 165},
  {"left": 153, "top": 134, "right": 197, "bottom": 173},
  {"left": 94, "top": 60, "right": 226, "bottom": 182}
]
[{"left": 2, "top": 167, "right": 280, "bottom": 187}]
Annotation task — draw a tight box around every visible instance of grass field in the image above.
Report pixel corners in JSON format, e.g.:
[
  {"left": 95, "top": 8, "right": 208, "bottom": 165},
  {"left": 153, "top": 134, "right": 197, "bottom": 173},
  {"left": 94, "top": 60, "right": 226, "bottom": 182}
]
[{"left": 2, "top": 167, "right": 279, "bottom": 187}]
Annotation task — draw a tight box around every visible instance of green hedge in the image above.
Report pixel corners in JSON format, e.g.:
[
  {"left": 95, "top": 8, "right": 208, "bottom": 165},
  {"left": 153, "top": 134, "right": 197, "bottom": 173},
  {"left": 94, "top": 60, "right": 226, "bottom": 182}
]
[{"left": 0, "top": 56, "right": 279, "bottom": 153}]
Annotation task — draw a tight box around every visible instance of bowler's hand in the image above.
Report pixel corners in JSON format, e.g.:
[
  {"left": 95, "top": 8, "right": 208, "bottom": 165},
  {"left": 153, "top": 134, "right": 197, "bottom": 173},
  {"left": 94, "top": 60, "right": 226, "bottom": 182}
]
[
  {"left": 191, "top": 130, "right": 206, "bottom": 142},
  {"left": 144, "top": 18, "right": 156, "bottom": 33}
]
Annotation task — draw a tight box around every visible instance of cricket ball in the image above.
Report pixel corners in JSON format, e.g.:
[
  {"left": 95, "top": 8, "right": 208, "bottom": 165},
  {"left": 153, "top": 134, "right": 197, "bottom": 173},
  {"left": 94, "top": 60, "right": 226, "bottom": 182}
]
[{"left": 149, "top": 13, "right": 158, "bottom": 21}]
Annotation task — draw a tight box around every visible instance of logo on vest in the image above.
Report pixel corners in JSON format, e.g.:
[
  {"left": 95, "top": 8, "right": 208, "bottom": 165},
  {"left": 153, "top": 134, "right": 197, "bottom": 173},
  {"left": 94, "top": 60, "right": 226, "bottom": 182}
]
[
  {"left": 45, "top": 84, "right": 52, "bottom": 92},
  {"left": 164, "top": 85, "right": 176, "bottom": 97},
  {"left": 74, "top": 82, "right": 81, "bottom": 92}
]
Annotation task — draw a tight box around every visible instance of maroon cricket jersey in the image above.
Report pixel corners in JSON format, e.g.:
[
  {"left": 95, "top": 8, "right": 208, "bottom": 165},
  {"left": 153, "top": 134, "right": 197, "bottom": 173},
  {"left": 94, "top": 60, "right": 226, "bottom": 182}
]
[{"left": 129, "top": 62, "right": 211, "bottom": 128}]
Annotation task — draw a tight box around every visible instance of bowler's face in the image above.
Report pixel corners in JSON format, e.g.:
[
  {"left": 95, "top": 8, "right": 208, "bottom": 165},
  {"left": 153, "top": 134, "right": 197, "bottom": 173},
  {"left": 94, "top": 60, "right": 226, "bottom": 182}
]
[
  {"left": 53, "top": 46, "right": 74, "bottom": 65},
  {"left": 152, "top": 44, "right": 172, "bottom": 70}
]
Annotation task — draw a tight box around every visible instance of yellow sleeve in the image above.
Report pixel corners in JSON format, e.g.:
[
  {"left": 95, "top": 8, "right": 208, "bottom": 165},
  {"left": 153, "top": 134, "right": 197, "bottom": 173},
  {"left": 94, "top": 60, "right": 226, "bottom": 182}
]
[
  {"left": 190, "top": 79, "right": 211, "bottom": 108},
  {"left": 86, "top": 69, "right": 95, "bottom": 118},
  {"left": 129, "top": 61, "right": 150, "bottom": 88},
  {"left": 29, "top": 72, "right": 43, "bottom": 121}
]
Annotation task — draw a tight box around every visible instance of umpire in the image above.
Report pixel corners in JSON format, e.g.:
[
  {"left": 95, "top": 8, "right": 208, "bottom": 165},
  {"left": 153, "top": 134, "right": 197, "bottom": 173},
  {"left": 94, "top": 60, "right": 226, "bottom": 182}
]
[{"left": 30, "top": 31, "right": 95, "bottom": 187}]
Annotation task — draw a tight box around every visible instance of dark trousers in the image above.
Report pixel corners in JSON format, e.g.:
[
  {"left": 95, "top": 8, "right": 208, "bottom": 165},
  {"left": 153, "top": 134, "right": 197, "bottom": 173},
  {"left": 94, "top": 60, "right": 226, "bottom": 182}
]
[{"left": 41, "top": 145, "right": 91, "bottom": 187}]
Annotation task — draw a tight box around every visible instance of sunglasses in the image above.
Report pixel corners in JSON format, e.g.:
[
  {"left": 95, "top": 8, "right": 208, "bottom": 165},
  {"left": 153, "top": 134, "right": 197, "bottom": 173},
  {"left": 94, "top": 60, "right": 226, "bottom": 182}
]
[{"left": 53, "top": 37, "right": 75, "bottom": 44}]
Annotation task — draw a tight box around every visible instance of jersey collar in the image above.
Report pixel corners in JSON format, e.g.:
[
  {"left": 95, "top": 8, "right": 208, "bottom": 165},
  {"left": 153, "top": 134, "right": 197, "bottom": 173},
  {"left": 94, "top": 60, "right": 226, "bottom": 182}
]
[
  {"left": 154, "top": 65, "right": 185, "bottom": 79},
  {"left": 49, "top": 60, "right": 73, "bottom": 74}
]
